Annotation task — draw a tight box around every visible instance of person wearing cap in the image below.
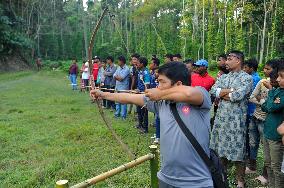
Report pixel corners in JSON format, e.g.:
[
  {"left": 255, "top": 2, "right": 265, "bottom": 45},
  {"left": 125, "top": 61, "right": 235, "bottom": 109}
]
[
  {"left": 92, "top": 56, "right": 100, "bottom": 87},
  {"left": 191, "top": 59, "right": 215, "bottom": 91},
  {"left": 209, "top": 50, "right": 253, "bottom": 188}
]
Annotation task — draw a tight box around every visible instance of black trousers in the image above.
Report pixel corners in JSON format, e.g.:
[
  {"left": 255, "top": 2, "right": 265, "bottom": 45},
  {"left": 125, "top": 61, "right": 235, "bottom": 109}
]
[{"left": 137, "top": 105, "right": 148, "bottom": 132}]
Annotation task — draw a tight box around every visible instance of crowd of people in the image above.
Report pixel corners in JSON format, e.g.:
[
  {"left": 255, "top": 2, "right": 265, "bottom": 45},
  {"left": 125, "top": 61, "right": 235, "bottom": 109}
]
[{"left": 69, "top": 50, "right": 284, "bottom": 188}]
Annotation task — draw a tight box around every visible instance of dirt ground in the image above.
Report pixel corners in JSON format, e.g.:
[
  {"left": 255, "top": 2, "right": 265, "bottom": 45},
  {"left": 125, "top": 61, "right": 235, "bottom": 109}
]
[{"left": 0, "top": 53, "right": 32, "bottom": 72}]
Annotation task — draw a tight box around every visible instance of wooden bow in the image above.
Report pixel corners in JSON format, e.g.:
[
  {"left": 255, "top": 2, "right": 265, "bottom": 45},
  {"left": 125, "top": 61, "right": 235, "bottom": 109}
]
[{"left": 88, "top": 7, "right": 135, "bottom": 160}]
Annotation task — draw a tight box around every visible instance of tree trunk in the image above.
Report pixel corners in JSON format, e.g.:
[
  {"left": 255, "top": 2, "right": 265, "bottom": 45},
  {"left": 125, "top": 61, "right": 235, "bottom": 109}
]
[
  {"left": 259, "top": 0, "right": 267, "bottom": 65},
  {"left": 256, "top": 31, "right": 260, "bottom": 61},
  {"left": 248, "top": 22, "right": 252, "bottom": 57},
  {"left": 270, "top": 0, "right": 277, "bottom": 58},
  {"left": 61, "top": 24, "right": 65, "bottom": 58},
  {"left": 37, "top": 10, "right": 41, "bottom": 57},
  {"left": 266, "top": 32, "right": 270, "bottom": 62},
  {"left": 81, "top": 0, "right": 88, "bottom": 59},
  {"left": 125, "top": 0, "right": 129, "bottom": 53}
]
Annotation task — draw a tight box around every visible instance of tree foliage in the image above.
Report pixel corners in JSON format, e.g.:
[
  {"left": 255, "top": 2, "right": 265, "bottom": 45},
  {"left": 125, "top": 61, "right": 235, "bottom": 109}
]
[{"left": 0, "top": 0, "right": 283, "bottom": 63}]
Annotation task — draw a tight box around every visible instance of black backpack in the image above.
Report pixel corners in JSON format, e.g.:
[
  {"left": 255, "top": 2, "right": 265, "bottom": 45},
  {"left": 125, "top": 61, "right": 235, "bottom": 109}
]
[{"left": 170, "top": 103, "right": 229, "bottom": 188}]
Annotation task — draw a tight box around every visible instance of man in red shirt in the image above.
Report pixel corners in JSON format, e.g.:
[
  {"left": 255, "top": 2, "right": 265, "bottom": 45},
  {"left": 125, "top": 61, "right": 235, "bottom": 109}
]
[
  {"left": 92, "top": 56, "right": 100, "bottom": 86},
  {"left": 191, "top": 59, "right": 215, "bottom": 91}
]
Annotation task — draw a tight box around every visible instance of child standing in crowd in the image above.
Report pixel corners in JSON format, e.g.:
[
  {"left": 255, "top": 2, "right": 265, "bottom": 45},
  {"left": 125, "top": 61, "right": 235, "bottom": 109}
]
[
  {"left": 149, "top": 56, "right": 160, "bottom": 141},
  {"left": 136, "top": 57, "right": 150, "bottom": 133},
  {"left": 82, "top": 61, "right": 90, "bottom": 91},
  {"left": 261, "top": 62, "right": 284, "bottom": 188}
]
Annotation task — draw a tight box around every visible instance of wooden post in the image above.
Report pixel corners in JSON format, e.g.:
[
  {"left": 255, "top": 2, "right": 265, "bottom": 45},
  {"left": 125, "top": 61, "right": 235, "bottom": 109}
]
[
  {"left": 149, "top": 145, "right": 159, "bottom": 188},
  {"left": 56, "top": 180, "right": 69, "bottom": 188}
]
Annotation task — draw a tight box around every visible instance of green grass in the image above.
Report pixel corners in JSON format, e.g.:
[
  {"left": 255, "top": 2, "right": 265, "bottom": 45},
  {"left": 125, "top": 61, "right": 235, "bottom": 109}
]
[
  {"left": 0, "top": 70, "right": 265, "bottom": 187},
  {"left": 0, "top": 71, "right": 154, "bottom": 187}
]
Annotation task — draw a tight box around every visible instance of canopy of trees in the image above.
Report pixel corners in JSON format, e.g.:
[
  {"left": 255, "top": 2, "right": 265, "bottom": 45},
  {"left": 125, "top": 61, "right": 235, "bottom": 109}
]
[{"left": 1, "top": 0, "right": 283, "bottom": 64}]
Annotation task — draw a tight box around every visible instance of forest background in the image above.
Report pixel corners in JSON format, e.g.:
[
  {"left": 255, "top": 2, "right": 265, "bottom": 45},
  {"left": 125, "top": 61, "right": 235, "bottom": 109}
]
[{"left": 0, "top": 0, "right": 284, "bottom": 70}]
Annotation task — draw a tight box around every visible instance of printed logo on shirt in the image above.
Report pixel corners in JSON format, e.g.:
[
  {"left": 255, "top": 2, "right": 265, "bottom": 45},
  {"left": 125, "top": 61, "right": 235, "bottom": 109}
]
[{"left": 182, "top": 105, "right": 190, "bottom": 115}]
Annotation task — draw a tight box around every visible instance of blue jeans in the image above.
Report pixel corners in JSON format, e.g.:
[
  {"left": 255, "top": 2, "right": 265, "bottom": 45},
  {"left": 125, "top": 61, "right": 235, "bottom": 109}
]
[
  {"left": 70, "top": 74, "right": 77, "bottom": 90},
  {"left": 115, "top": 103, "right": 127, "bottom": 119},
  {"left": 155, "top": 114, "right": 160, "bottom": 139},
  {"left": 249, "top": 116, "right": 264, "bottom": 160}
]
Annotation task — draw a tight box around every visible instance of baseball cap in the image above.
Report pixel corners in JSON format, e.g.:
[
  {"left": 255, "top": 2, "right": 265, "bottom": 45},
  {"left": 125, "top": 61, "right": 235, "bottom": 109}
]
[
  {"left": 194, "top": 59, "right": 208, "bottom": 67},
  {"left": 93, "top": 56, "right": 100, "bottom": 60}
]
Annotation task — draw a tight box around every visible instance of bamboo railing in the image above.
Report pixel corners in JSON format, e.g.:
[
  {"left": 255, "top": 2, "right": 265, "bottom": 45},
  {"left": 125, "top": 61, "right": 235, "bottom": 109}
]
[{"left": 56, "top": 145, "right": 159, "bottom": 188}]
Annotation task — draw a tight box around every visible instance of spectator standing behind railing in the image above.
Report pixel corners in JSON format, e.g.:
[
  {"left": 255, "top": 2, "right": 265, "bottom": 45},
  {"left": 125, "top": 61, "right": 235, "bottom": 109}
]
[
  {"left": 103, "top": 56, "right": 117, "bottom": 110},
  {"left": 113, "top": 56, "right": 130, "bottom": 120},
  {"left": 136, "top": 57, "right": 150, "bottom": 134},
  {"left": 149, "top": 56, "right": 160, "bottom": 142},
  {"left": 128, "top": 53, "right": 140, "bottom": 115}
]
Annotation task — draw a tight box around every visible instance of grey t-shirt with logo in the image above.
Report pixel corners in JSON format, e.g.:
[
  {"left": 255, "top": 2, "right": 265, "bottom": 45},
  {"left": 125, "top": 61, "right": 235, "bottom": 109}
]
[{"left": 144, "top": 87, "right": 213, "bottom": 187}]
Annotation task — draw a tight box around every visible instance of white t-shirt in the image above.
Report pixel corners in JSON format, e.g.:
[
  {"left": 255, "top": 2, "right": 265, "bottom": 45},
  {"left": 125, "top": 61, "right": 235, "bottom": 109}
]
[{"left": 82, "top": 67, "right": 89, "bottom": 79}]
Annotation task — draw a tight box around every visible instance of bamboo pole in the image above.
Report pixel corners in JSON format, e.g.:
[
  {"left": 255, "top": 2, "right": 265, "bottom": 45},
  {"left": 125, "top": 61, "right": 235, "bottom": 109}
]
[
  {"left": 56, "top": 180, "right": 69, "bottom": 188},
  {"left": 70, "top": 153, "right": 154, "bottom": 188},
  {"left": 86, "top": 86, "right": 145, "bottom": 94},
  {"left": 149, "top": 145, "right": 159, "bottom": 188}
]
